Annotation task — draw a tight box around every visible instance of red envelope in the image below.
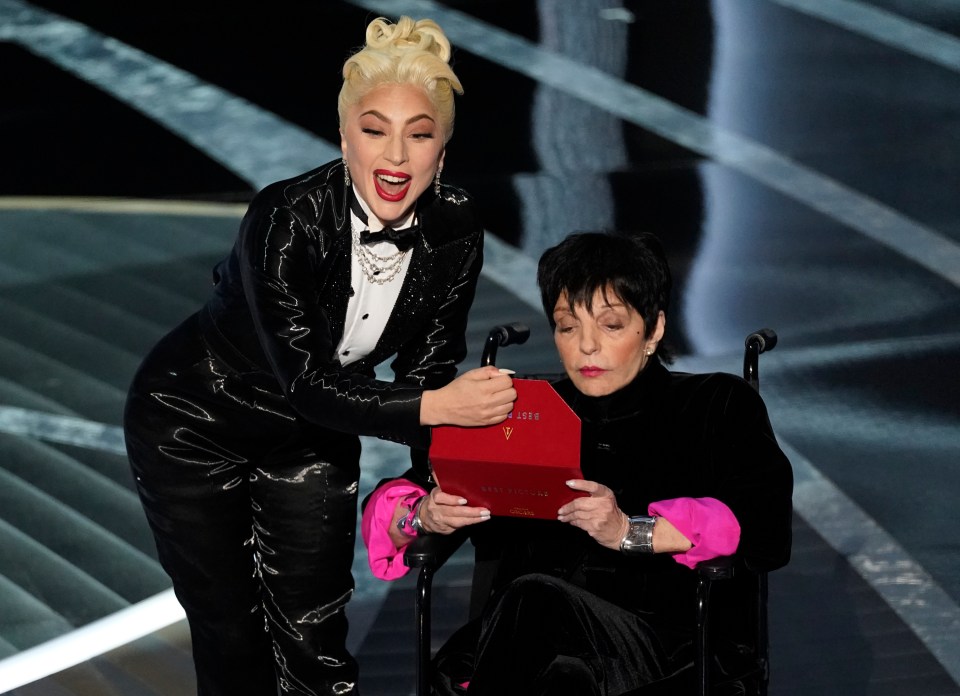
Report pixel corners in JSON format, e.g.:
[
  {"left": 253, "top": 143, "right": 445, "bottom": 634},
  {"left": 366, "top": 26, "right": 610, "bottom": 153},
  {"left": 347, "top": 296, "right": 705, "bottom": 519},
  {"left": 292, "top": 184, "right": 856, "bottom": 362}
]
[{"left": 430, "top": 378, "right": 584, "bottom": 519}]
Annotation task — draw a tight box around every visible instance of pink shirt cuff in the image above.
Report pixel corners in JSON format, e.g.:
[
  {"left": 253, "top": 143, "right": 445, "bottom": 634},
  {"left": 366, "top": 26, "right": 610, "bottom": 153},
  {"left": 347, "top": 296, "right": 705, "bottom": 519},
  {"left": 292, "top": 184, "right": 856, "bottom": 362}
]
[
  {"left": 361, "top": 480, "right": 428, "bottom": 580},
  {"left": 648, "top": 497, "right": 740, "bottom": 569}
]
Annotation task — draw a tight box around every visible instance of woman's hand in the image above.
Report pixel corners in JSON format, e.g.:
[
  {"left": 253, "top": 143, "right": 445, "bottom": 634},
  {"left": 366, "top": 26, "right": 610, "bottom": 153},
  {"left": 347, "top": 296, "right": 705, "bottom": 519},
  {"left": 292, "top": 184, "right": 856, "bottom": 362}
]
[
  {"left": 557, "top": 481, "right": 695, "bottom": 554},
  {"left": 557, "top": 479, "right": 629, "bottom": 551},
  {"left": 416, "top": 487, "right": 491, "bottom": 535},
  {"left": 420, "top": 366, "right": 516, "bottom": 427}
]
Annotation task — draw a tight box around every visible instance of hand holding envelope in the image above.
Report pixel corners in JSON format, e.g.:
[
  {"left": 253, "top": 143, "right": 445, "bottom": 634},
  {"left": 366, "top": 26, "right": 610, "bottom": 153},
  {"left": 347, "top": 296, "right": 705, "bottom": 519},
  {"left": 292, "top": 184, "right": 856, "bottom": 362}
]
[{"left": 429, "top": 378, "right": 586, "bottom": 519}]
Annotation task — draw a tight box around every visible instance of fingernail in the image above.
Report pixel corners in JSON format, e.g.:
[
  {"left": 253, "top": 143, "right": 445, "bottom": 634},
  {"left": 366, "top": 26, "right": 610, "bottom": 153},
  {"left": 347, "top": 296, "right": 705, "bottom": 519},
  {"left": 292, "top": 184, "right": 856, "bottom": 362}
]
[
  {"left": 480, "top": 511, "right": 491, "bottom": 519},
  {"left": 498, "top": 368, "right": 516, "bottom": 374},
  {"left": 565, "top": 480, "right": 576, "bottom": 487},
  {"left": 457, "top": 498, "right": 468, "bottom": 505}
]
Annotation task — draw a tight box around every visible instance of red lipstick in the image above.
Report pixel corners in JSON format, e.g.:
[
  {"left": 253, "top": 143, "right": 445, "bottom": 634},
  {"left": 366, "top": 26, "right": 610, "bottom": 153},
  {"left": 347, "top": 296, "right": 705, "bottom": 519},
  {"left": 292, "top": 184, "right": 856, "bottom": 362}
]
[{"left": 373, "top": 169, "right": 412, "bottom": 202}]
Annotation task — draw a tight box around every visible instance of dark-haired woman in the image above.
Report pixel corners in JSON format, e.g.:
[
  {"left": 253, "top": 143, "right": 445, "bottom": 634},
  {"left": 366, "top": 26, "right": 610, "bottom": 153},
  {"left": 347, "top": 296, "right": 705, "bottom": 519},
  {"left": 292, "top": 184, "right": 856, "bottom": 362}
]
[{"left": 362, "top": 231, "right": 792, "bottom": 695}]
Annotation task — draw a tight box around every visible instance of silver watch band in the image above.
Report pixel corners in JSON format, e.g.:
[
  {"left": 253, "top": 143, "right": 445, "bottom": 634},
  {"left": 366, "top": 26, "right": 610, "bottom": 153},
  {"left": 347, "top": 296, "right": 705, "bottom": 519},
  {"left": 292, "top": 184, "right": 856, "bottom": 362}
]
[
  {"left": 397, "top": 495, "right": 425, "bottom": 537},
  {"left": 409, "top": 495, "right": 426, "bottom": 534},
  {"left": 620, "top": 515, "right": 657, "bottom": 554}
]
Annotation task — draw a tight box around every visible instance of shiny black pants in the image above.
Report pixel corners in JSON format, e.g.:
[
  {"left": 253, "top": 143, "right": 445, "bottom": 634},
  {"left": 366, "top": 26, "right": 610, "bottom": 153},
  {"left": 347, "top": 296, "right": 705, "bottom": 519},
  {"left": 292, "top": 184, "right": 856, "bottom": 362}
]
[{"left": 124, "top": 314, "right": 361, "bottom": 696}]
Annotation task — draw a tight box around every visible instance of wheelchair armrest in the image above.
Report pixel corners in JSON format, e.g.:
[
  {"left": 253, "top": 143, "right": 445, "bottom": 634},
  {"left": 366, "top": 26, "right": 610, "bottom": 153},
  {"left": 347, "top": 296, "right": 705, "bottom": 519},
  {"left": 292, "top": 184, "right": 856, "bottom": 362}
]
[
  {"left": 696, "top": 555, "right": 735, "bottom": 581},
  {"left": 403, "top": 528, "right": 469, "bottom": 569}
]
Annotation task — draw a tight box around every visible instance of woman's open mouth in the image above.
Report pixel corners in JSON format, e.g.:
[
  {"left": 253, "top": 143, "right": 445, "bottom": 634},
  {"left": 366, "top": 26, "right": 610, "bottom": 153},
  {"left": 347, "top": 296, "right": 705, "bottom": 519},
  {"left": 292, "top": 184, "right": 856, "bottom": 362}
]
[{"left": 373, "top": 170, "right": 412, "bottom": 202}]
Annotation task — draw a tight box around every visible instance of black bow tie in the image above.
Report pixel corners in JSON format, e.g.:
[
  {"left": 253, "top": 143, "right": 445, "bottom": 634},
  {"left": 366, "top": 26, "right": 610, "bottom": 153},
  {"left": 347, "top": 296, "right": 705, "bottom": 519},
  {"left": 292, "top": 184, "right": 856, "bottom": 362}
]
[
  {"left": 350, "top": 190, "right": 419, "bottom": 252},
  {"left": 359, "top": 226, "right": 418, "bottom": 251}
]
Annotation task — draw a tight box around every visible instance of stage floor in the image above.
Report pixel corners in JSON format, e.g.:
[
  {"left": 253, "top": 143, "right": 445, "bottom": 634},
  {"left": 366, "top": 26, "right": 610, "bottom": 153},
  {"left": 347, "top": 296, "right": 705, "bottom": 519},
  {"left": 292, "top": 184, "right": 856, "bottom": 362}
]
[{"left": 1, "top": 1, "right": 959, "bottom": 694}]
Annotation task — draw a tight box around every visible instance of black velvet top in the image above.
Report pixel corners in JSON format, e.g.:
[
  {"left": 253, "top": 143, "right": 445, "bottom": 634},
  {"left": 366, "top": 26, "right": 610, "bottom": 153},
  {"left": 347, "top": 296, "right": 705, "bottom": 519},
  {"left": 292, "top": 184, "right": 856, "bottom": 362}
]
[
  {"left": 468, "top": 360, "right": 793, "bottom": 650},
  {"left": 197, "top": 159, "right": 484, "bottom": 450}
]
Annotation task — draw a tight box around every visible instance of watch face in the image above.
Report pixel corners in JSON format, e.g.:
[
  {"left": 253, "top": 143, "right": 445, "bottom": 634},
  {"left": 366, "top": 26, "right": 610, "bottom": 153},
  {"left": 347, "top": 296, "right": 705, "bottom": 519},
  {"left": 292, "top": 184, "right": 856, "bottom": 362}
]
[
  {"left": 410, "top": 513, "right": 424, "bottom": 534},
  {"left": 397, "top": 507, "right": 419, "bottom": 537}
]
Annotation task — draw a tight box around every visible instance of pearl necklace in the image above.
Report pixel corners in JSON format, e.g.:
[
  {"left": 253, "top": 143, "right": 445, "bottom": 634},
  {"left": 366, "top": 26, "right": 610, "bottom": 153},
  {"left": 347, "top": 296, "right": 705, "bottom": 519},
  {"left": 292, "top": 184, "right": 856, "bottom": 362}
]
[{"left": 351, "top": 227, "right": 409, "bottom": 285}]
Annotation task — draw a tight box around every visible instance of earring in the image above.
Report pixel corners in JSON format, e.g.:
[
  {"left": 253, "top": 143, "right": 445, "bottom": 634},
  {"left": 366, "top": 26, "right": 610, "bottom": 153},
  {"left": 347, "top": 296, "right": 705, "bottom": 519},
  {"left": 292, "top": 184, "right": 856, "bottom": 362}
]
[
  {"left": 343, "top": 158, "right": 351, "bottom": 188},
  {"left": 434, "top": 168, "right": 442, "bottom": 196}
]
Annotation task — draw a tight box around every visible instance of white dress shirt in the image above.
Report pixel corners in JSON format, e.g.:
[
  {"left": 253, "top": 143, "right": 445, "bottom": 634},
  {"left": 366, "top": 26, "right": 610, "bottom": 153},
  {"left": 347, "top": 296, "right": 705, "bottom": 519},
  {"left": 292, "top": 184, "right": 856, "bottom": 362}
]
[{"left": 335, "top": 191, "right": 415, "bottom": 366}]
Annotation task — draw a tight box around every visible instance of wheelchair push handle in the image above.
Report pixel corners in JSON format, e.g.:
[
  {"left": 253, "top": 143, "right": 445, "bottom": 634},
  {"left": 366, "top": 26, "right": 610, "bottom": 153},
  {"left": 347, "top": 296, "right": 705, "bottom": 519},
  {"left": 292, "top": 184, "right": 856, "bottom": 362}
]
[
  {"left": 745, "top": 328, "right": 778, "bottom": 353},
  {"left": 481, "top": 322, "right": 530, "bottom": 367},
  {"left": 743, "top": 328, "right": 778, "bottom": 392}
]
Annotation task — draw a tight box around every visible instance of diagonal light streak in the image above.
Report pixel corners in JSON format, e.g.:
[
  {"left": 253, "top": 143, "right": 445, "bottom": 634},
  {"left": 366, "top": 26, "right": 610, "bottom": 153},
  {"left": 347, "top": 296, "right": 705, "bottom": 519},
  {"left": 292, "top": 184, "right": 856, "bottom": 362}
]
[{"left": 768, "top": 0, "right": 960, "bottom": 73}]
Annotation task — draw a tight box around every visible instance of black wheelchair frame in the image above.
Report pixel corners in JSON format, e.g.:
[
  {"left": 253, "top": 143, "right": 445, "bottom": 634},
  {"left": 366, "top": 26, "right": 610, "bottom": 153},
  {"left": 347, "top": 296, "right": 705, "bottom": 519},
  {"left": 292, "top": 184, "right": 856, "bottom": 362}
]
[{"left": 404, "top": 326, "right": 778, "bottom": 696}]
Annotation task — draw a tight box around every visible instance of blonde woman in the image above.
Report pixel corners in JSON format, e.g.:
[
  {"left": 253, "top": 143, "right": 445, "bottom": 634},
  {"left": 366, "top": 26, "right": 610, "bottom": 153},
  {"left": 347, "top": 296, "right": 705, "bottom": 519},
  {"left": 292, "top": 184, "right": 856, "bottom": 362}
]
[{"left": 124, "top": 16, "right": 515, "bottom": 696}]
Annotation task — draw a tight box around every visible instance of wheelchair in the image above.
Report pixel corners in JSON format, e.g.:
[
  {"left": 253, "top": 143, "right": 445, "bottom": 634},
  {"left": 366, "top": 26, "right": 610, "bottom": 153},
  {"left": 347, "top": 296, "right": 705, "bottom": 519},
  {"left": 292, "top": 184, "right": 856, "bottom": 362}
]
[{"left": 403, "top": 325, "right": 780, "bottom": 696}]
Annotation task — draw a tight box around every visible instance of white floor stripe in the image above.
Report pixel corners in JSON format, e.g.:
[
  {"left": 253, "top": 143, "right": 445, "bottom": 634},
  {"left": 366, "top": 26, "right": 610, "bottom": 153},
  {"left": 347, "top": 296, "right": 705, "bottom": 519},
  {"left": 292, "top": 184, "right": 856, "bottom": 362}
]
[
  {"left": 784, "top": 441, "right": 960, "bottom": 683},
  {"left": 0, "top": 589, "right": 184, "bottom": 694},
  {"left": 0, "top": 406, "right": 127, "bottom": 455},
  {"left": 0, "top": 196, "right": 247, "bottom": 217}
]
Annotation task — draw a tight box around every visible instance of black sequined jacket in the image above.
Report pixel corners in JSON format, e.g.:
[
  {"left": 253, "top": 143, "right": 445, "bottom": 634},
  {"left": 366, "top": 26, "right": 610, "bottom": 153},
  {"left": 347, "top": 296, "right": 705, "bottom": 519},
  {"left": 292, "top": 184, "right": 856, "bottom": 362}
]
[{"left": 198, "top": 159, "right": 483, "bottom": 451}]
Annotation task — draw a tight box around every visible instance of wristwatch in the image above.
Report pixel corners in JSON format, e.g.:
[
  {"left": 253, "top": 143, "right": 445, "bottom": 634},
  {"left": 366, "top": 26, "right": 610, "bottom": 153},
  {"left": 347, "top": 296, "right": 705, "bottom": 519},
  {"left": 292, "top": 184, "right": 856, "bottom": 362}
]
[
  {"left": 397, "top": 495, "right": 426, "bottom": 538},
  {"left": 620, "top": 515, "right": 657, "bottom": 554}
]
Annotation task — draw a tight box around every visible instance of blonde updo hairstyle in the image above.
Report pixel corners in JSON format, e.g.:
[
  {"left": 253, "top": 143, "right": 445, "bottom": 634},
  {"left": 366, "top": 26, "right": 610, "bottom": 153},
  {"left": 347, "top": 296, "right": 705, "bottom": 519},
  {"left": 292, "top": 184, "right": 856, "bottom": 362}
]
[{"left": 338, "top": 16, "right": 463, "bottom": 143}]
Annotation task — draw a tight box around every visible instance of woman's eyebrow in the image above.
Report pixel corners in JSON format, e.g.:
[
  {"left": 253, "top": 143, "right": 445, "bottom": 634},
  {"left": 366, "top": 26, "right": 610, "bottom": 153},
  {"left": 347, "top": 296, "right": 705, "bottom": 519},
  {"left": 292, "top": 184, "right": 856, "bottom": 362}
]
[
  {"left": 357, "top": 110, "right": 436, "bottom": 126},
  {"left": 406, "top": 113, "right": 436, "bottom": 126}
]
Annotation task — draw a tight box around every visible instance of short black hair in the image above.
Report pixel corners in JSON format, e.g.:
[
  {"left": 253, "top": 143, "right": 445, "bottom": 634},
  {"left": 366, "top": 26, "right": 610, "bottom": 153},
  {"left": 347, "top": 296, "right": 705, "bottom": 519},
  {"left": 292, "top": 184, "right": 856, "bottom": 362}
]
[{"left": 537, "top": 231, "right": 672, "bottom": 343}]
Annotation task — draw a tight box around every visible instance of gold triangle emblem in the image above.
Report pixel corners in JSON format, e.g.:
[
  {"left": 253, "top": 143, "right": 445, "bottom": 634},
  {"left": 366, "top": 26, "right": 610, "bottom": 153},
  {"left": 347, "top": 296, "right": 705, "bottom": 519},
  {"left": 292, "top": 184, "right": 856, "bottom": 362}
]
[{"left": 503, "top": 426, "right": 513, "bottom": 440}]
